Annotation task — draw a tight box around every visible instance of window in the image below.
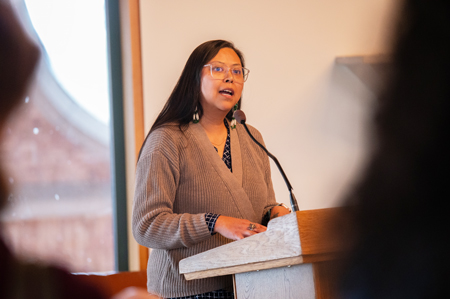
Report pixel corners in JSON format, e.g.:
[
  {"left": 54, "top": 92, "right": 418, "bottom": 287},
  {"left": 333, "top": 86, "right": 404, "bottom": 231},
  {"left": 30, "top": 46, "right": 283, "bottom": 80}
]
[{"left": 0, "top": 0, "right": 117, "bottom": 272}]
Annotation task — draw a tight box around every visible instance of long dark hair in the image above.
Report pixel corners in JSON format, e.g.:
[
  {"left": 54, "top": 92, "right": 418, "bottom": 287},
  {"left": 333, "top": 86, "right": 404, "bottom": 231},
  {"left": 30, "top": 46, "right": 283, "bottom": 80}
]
[{"left": 138, "top": 40, "right": 245, "bottom": 160}]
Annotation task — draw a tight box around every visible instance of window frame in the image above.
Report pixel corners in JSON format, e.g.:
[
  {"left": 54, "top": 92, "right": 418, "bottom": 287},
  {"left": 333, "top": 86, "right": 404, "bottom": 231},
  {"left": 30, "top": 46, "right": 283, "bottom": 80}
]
[{"left": 106, "top": 0, "right": 129, "bottom": 271}]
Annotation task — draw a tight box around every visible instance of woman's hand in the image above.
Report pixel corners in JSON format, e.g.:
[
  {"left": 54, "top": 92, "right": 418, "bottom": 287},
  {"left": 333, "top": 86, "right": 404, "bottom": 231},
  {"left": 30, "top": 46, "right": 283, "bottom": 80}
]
[
  {"left": 269, "top": 205, "right": 291, "bottom": 221},
  {"left": 214, "top": 216, "right": 266, "bottom": 241}
]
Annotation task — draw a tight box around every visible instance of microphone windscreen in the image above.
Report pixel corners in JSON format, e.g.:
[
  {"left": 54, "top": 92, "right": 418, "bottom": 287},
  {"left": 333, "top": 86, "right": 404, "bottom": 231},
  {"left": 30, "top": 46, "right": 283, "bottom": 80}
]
[{"left": 234, "top": 110, "right": 246, "bottom": 124}]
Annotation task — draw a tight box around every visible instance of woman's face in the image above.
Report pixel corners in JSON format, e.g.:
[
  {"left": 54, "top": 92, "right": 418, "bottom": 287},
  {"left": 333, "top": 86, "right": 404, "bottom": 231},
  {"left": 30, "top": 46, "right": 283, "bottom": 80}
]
[{"left": 200, "top": 48, "right": 244, "bottom": 119}]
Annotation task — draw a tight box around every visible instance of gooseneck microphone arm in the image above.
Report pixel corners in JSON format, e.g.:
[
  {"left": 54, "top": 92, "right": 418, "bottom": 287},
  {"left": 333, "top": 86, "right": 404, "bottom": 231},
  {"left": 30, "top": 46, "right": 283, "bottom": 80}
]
[{"left": 234, "top": 110, "right": 300, "bottom": 212}]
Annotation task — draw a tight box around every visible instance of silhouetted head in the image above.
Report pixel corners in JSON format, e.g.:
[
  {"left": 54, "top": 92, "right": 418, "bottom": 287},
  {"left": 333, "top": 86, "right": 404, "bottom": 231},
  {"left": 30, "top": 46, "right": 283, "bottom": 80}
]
[{"left": 0, "top": 2, "right": 40, "bottom": 210}]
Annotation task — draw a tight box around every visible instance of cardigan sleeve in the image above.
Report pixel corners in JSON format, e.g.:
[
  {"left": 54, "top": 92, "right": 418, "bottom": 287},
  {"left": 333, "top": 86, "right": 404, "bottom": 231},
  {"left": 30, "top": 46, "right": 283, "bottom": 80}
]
[{"left": 132, "top": 129, "right": 212, "bottom": 250}]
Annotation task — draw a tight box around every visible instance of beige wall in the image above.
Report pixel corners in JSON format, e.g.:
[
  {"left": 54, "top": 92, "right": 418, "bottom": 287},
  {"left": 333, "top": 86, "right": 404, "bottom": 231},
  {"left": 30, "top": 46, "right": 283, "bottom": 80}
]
[{"left": 138, "top": 0, "right": 400, "bottom": 210}]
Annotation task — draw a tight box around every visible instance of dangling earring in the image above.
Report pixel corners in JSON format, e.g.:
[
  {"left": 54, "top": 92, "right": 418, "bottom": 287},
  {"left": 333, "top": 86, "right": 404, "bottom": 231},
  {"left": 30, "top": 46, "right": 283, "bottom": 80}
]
[
  {"left": 231, "top": 104, "right": 238, "bottom": 129},
  {"left": 193, "top": 107, "right": 199, "bottom": 123}
]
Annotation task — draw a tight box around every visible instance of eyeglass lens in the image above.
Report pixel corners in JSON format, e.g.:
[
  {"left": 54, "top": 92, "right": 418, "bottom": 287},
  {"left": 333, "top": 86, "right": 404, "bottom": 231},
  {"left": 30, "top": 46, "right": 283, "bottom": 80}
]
[{"left": 208, "top": 63, "right": 248, "bottom": 82}]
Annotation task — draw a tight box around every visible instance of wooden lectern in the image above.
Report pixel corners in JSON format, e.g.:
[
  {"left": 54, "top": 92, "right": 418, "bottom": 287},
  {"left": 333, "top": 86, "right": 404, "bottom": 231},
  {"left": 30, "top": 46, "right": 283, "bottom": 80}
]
[{"left": 179, "top": 208, "right": 345, "bottom": 299}]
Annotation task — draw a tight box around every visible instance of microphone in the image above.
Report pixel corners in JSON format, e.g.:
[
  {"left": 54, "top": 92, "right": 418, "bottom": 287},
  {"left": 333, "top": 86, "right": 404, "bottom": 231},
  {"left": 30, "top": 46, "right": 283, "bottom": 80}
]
[{"left": 234, "top": 110, "right": 299, "bottom": 212}]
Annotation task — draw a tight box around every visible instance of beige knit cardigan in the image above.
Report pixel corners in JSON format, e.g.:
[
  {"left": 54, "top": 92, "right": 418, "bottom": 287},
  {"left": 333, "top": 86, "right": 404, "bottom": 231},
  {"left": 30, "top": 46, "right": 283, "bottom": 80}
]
[{"left": 132, "top": 121, "right": 278, "bottom": 298}]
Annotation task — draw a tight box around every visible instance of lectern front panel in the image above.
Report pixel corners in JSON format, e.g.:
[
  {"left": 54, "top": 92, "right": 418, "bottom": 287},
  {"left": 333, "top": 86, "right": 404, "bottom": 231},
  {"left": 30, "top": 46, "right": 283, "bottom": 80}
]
[{"left": 234, "top": 263, "right": 315, "bottom": 299}]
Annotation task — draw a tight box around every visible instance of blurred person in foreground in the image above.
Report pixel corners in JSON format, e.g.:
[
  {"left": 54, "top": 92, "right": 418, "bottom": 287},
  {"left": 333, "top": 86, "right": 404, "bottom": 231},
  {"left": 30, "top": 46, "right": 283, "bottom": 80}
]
[
  {"left": 338, "top": 0, "right": 450, "bottom": 298},
  {"left": 0, "top": 2, "right": 109, "bottom": 298},
  {"left": 0, "top": 2, "right": 155, "bottom": 298}
]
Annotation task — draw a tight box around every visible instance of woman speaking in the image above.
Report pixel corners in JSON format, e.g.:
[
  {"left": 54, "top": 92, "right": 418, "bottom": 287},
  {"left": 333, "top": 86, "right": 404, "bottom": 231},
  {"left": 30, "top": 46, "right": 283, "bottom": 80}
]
[{"left": 132, "top": 40, "right": 290, "bottom": 299}]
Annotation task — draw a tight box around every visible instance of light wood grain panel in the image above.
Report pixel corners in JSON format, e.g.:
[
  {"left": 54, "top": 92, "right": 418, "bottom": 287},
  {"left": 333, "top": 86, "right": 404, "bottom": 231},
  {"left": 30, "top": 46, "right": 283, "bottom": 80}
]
[
  {"left": 180, "top": 212, "right": 301, "bottom": 275},
  {"left": 184, "top": 256, "right": 304, "bottom": 280},
  {"left": 234, "top": 263, "right": 315, "bottom": 299},
  {"left": 183, "top": 253, "right": 341, "bottom": 281}
]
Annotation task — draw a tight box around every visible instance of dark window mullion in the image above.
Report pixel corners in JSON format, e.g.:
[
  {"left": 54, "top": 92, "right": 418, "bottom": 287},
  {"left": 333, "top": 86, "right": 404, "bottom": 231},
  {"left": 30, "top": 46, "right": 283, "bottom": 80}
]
[{"left": 105, "top": 0, "right": 128, "bottom": 272}]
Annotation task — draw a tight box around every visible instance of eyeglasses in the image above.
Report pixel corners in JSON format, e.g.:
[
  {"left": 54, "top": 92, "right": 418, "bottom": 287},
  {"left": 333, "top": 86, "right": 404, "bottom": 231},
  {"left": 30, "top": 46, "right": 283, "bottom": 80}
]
[{"left": 203, "top": 62, "right": 250, "bottom": 83}]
